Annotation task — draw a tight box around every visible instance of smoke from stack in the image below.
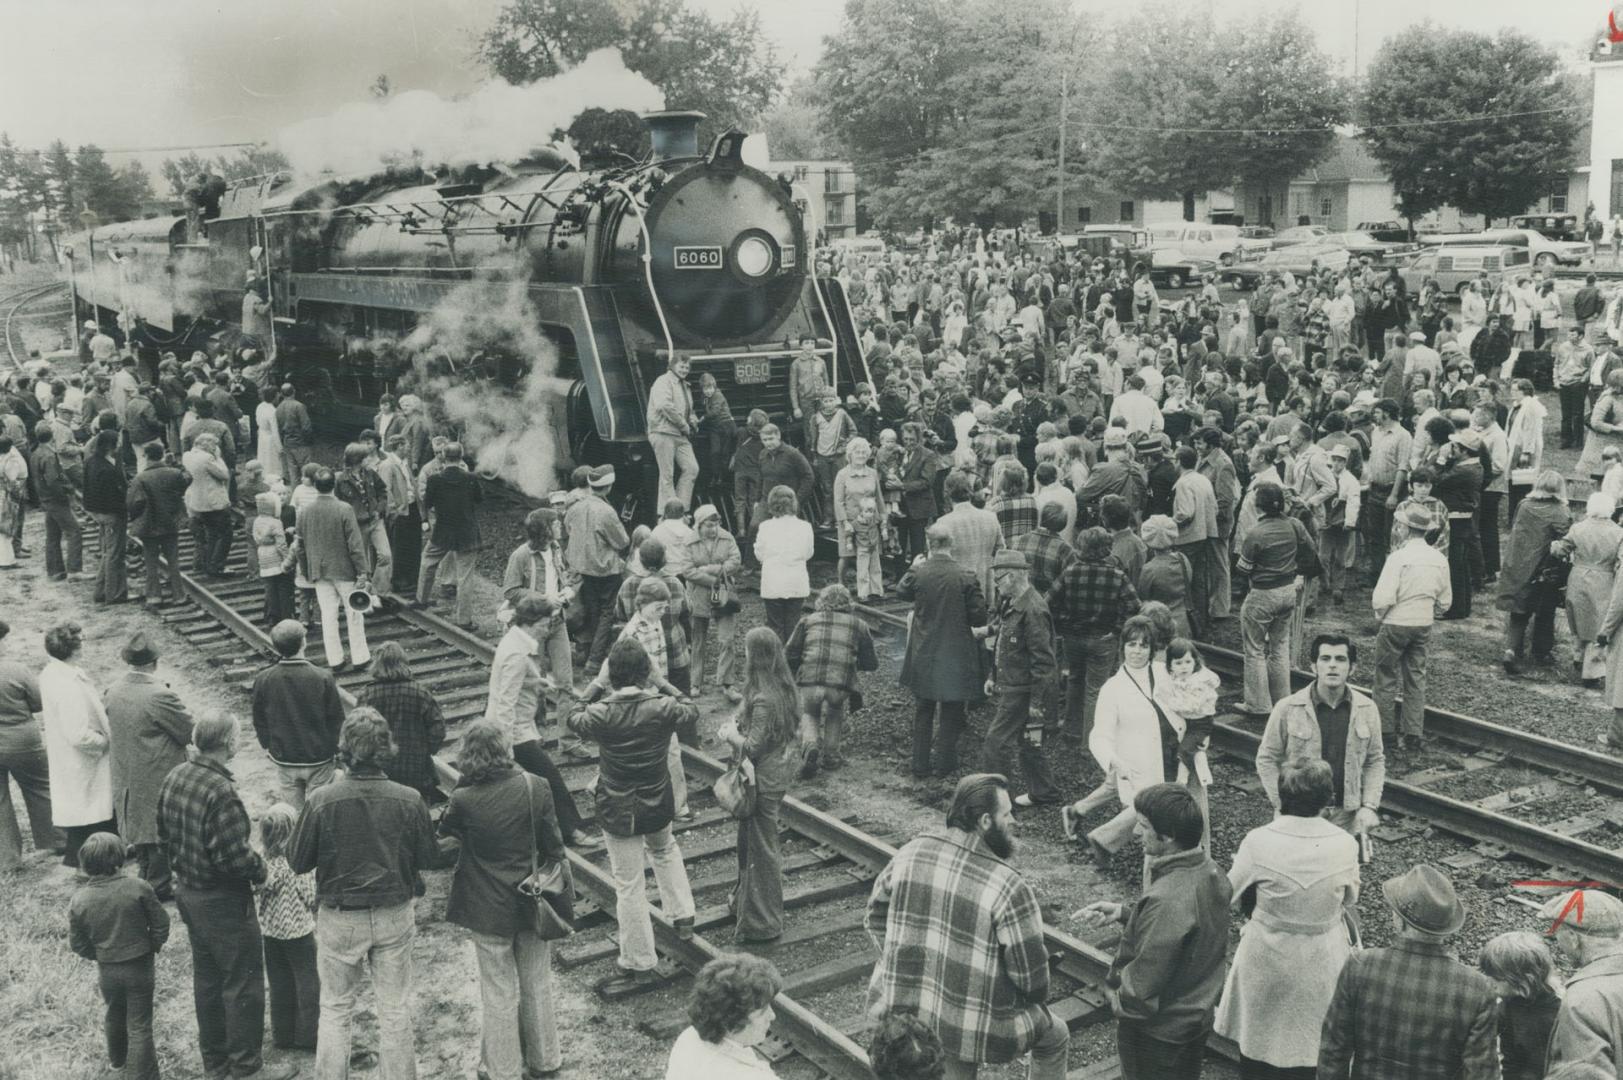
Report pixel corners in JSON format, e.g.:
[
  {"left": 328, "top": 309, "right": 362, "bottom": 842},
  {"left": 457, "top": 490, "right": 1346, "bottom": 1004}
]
[{"left": 276, "top": 48, "right": 664, "bottom": 178}]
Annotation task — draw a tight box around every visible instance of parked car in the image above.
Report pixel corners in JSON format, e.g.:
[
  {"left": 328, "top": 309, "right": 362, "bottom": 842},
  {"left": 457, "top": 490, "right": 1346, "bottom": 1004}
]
[
  {"left": 1149, "top": 250, "right": 1216, "bottom": 289},
  {"left": 1324, "top": 231, "right": 1421, "bottom": 263},
  {"left": 1355, "top": 220, "right": 1412, "bottom": 244},
  {"left": 1420, "top": 227, "right": 1588, "bottom": 267},
  {"left": 1398, "top": 244, "right": 1533, "bottom": 296},
  {"left": 1238, "top": 225, "right": 1276, "bottom": 241},
  {"left": 1217, "top": 245, "right": 1351, "bottom": 289},
  {"left": 1270, "top": 224, "right": 1332, "bottom": 248},
  {"left": 830, "top": 235, "right": 886, "bottom": 257},
  {"left": 1145, "top": 222, "right": 1266, "bottom": 265},
  {"left": 1081, "top": 224, "right": 1153, "bottom": 276},
  {"left": 1509, "top": 213, "right": 1582, "bottom": 242}
]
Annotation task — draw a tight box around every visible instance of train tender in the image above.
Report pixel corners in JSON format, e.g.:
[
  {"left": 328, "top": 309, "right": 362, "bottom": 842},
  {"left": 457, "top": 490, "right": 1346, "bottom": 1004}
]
[{"left": 64, "top": 110, "right": 869, "bottom": 501}]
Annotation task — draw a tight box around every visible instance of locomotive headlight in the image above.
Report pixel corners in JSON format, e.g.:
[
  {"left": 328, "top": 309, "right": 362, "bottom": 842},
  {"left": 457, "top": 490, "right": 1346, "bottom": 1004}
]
[{"left": 735, "top": 235, "right": 773, "bottom": 278}]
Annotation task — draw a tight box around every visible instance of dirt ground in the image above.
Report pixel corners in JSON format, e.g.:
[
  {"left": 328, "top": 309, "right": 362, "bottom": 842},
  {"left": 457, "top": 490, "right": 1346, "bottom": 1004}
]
[{"left": 0, "top": 514, "right": 676, "bottom": 1080}]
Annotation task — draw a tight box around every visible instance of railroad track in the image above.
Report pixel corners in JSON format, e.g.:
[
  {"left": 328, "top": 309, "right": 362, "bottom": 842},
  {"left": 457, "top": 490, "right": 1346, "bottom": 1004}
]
[
  {"left": 3, "top": 281, "right": 69, "bottom": 369},
  {"left": 79, "top": 524, "right": 1146, "bottom": 1079},
  {"left": 1200, "top": 642, "right": 1623, "bottom": 894}
]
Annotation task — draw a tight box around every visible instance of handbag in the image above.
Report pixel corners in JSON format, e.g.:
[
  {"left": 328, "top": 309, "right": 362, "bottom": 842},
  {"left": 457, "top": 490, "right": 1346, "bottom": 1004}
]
[
  {"left": 711, "top": 577, "right": 742, "bottom": 616},
  {"left": 712, "top": 759, "right": 757, "bottom": 820},
  {"left": 517, "top": 775, "right": 575, "bottom": 940}
]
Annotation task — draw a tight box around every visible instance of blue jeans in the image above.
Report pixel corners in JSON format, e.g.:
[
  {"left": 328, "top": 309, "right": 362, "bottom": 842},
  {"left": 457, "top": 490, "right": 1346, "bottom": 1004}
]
[
  {"left": 99, "top": 954, "right": 159, "bottom": 1080},
  {"left": 1241, "top": 583, "right": 1297, "bottom": 711},
  {"left": 316, "top": 900, "right": 418, "bottom": 1080},
  {"left": 471, "top": 929, "right": 559, "bottom": 1079}
]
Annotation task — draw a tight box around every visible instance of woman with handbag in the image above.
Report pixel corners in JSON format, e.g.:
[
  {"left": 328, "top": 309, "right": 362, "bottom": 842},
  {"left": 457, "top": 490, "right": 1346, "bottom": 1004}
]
[
  {"left": 685, "top": 505, "right": 743, "bottom": 704},
  {"left": 715, "top": 628, "right": 803, "bottom": 945},
  {"left": 438, "top": 720, "right": 567, "bottom": 1080},
  {"left": 1214, "top": 760, "right": 1360, "bottom": 1080},
  {"left": 1497, "top": 470, "right": 1572, "bottom": 675}
]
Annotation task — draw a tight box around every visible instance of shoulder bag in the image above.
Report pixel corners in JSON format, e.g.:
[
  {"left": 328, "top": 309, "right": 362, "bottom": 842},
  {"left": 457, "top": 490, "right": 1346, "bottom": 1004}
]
[
  {"left": 517, "top": 774, "right": 575, "bottom": 940},
  {"left": 713, "top": 751, "right": 757, "bottom": 820}
]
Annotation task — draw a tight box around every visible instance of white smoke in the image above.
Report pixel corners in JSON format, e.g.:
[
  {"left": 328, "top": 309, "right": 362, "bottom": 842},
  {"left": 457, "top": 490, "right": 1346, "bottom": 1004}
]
[
  {"left": 393, "top": 278, "right": 572, "bottom": 499},
  {"left": 276, "top": 48, "right": 664, "bottom": 178}
]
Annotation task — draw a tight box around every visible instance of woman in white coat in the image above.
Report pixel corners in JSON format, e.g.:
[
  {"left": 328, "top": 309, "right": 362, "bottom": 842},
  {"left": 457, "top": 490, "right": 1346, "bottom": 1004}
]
[
  {"left": 254, "top": 383, "right": 283, "bottom": 485},
  {"left": 38, "top": 622, "right": 113, "bottom": 868},
  {"left": 1082, "top": 616, "right": 1182, "bottom": 863},
  {"left": 1214, "top": 760, "right": 1360, "bottom": 1078}
]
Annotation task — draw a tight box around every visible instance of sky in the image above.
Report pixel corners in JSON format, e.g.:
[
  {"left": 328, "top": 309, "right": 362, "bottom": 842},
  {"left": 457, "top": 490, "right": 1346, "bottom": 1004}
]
[{"left": 0, "top": 0, "right": 1609, "bottom": 164}]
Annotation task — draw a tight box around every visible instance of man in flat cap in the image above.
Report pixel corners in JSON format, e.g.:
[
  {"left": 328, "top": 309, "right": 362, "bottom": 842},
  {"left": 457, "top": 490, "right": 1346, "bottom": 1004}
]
[
  {"left": 1544, "top": 888, "right": 1623, "bottom": 1077},
  {"left": 981, "top": 550, "right": 1060, "bottom": 808},
  {"left": 105, "top": 632, "right": 194, "bottom": 899},
  {"left": 1318, "top": 864, "right": 1498, "bottom": 1079},
  {"left": 564, "top": 464, "right": 630, "bottom": 670}
]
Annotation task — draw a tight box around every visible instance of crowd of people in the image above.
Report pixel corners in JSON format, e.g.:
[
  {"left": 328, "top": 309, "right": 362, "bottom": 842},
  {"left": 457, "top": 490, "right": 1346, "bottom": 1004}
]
[{"left": 8, "top": 227, "right": 1623, "bottom": 1079}]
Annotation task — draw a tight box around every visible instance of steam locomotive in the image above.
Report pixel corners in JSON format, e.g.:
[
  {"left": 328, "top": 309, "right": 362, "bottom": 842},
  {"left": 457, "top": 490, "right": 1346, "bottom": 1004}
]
[{"left": 63, "top": 110, "right": 869, "bottom": 501}]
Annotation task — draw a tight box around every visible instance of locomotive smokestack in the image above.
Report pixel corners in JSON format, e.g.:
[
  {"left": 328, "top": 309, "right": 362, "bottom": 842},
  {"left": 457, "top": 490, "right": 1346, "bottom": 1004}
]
[{"left": 643, "top": 110, "right": 706, "bottom": 160}]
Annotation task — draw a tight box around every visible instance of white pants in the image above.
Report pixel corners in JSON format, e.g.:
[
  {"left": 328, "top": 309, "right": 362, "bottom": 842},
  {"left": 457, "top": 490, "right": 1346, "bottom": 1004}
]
[
  {"left": 314, "top": 579, "right": 370, "bottom": 667},
  {"left": 649, "top": 432, "right": 697, "bottom": 511}
]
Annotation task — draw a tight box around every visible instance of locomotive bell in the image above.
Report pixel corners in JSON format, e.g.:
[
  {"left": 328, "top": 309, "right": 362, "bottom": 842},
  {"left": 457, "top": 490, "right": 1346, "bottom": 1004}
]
[{"left": 644, "top": 110, "right": 706, "bottom": 161}]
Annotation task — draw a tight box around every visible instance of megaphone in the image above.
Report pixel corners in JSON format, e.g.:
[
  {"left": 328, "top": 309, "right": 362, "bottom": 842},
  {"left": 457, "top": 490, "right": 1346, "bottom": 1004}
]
[{"left": 347, "top": 588, "right": 380, "bottom": 615}]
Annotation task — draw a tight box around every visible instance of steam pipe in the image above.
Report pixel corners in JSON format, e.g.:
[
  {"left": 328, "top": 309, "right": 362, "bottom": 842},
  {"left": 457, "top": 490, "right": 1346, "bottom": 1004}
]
[{"left": 605, "top": 179, "right": 675, "bottom": 363}]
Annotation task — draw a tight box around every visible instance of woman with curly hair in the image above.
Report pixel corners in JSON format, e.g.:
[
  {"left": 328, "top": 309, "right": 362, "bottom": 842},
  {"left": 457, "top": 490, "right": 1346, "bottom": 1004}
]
[
  {"left": 665, "top": 953, "right": 783, "bottom": 1077},
  {"left": 717, "top": 628, "right": 804, "bottom": 943}
]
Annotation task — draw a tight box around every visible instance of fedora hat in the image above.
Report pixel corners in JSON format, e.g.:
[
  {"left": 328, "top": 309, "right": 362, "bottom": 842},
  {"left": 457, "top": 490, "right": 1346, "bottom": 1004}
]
[
  {"left": 121, "top": 632, "right": 159, "bottom": 667},
  {"left": 1394, "top": 503, "right": 1434, "bottom": 534},
  {"left": 1382, "top": 864, "right": 1465, "bottom": 935}
]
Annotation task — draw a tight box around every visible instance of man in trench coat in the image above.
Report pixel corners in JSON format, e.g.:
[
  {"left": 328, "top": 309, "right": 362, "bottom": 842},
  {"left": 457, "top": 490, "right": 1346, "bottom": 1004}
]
[
  {"left": 898, "top": 525, "right": 989, "bottom": 779},
  {"left": 106, "top": 632, "right": 194, "bottom": 900}
]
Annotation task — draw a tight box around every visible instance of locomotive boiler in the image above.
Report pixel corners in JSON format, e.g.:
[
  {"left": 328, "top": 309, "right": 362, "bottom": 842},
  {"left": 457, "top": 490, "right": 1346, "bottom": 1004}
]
[{"left": 64, "top": 110, "right": 869, "bottom": 502}]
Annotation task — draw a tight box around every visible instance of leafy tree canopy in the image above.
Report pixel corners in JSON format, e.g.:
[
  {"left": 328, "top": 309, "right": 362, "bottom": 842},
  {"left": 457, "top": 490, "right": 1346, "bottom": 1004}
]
[
  {"left": 477, "top": 0, "right": 782, "bottom": 150},
  {"left": 1358, "top": 25, "right": 1583, "bottom": 223}
]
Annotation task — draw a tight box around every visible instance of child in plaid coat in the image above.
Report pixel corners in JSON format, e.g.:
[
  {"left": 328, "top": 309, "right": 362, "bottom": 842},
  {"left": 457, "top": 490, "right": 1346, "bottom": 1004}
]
[{"left": 785, "top": 584, "right": 878, "bottom": 776}]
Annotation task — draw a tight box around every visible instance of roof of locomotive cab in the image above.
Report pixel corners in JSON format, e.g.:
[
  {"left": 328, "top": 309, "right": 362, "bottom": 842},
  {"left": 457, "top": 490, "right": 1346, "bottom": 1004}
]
[{"left": 87, "top": 215, "right": 187, "bottom": 245}]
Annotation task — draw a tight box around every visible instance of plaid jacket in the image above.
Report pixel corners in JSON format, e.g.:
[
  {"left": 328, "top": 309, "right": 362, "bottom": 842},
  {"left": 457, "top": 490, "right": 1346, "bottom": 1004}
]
[
  {"left": 355, "top": 678, "right": 447, "bottom": 795},
  {"left": 1047, "top": 556, "right": 1139, "bottom": 637},
  {"left": 991, "top": 495, "right": 1038, "bottom": 547},
  {"left": 785, "top": 610, "right": 878, "bottom": 691},
  {"left": 866, "top": 827, "right": 1052, "bottom": 1064},
  {"left": 1318, "top": 938, "right": 1500, "bottom": 1080},
  {"left": 156, "top": 758, "right": 266, "bottom": 890},
  {"left": 1013, "top": 528, "right": 1076, "bottom": 596}
]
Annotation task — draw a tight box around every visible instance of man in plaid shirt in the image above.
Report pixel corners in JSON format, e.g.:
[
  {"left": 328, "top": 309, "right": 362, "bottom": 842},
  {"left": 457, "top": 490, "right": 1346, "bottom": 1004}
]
[
  {"left": 157, "top": 715, "right": 296, "bottom": 1080},
  {"left": 1013, "top": 502, "right": 1076, "bottom": 595},
  {"left": 1048, "top": 526, "right": 1140, "bottom": 742},
  {"left": 786, "top": 583, "right": 878, "bottom": 775},
  {"left": 1318, "top": 863, "right": 1498, "bottom": 1080},
  {"left": 866, "top": 774, "right": 1069, "bottom": 1077}
]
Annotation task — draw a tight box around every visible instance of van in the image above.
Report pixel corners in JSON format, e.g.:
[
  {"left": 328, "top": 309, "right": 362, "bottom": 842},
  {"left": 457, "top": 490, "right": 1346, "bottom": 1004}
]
[
  {"left": 1398, "top": 244, "right": 1532, "bottom": 296},
  {"left": 1144, "top": 222, "right": 1261, "bottom": 264},
  {"left": 830, "top": 236, "right": 885, "bottom": 257}
]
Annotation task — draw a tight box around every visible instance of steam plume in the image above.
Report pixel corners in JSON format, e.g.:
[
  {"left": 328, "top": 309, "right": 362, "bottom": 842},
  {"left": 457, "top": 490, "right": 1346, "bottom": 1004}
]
[{"left": 276, "top": 48, "right": 664, "bottom": 177}]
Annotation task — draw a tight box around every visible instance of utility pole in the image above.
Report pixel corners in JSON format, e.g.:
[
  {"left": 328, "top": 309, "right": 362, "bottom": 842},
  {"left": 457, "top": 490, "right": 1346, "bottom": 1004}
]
[{"left": 1057, "top": 71, "right": 1068, "bottom": 234}]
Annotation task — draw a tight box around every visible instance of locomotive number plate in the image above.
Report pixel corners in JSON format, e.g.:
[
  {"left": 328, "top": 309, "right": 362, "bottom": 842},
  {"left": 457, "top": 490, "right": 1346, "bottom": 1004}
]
[
  {"left": 674, "top": 246, "right": 723, "bottom": 269},
  {"left": 733, "top": 359, "right": 771, "bottom": 385}
]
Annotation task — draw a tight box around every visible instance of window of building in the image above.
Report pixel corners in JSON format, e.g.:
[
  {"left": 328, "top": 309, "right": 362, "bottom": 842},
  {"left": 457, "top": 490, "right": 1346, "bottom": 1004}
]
[
  {"left": 793, "top": 165, "right": 808, "bottom": 181},
  {"left": 825, "top": 201, "right": 843, "bottom": 224},
  {"left": 1119, "top": 201, "right": 1134, "bottom": 221},
  {"left": 824, "top": 170, "right": 841, "bottom": 193},
  {"left": 1320, "top": 198, "right": 1332, "bottom": 218},
  {"left": 1077, "top": 206, "right": 1092, "bottom": 224},
  {"left": 1550, "top": 183, "right": 1568, "bottom": 213}
]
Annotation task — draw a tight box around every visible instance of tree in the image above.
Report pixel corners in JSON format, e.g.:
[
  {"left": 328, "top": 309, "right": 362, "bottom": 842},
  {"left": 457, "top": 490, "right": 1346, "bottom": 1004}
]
[
  {"left": 1358, "top": 26, "right": 1583, "bottom": 224},
  {"left": 160, "top": 151, "right": 209, "bottom": 198},
  {"left": 477, "top": 0, "right": 781, "bottom": 140},
  {"left": 813, "top": 0, "right": 968, "bottom": 201},
  {"left": 161, "top": 145, "right": 292, "bottom": 198},
  {"left": 74, "top": 145, "right": 142, "bottom": 223},
  {"left": 42, "top": 140, "right": 75, "bottom": 227},
  {"left": 875, "top": 0, "right": 1094, "bottom": 229},
  {"left": 1081, "top": 10, "right": 1344, "bottom": 214},
  {"left": 756, "top": 76, "right": 841, "bottom": 161},
  {"left": 561, "top": 107, "right": 649, "bottom": 164}
]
